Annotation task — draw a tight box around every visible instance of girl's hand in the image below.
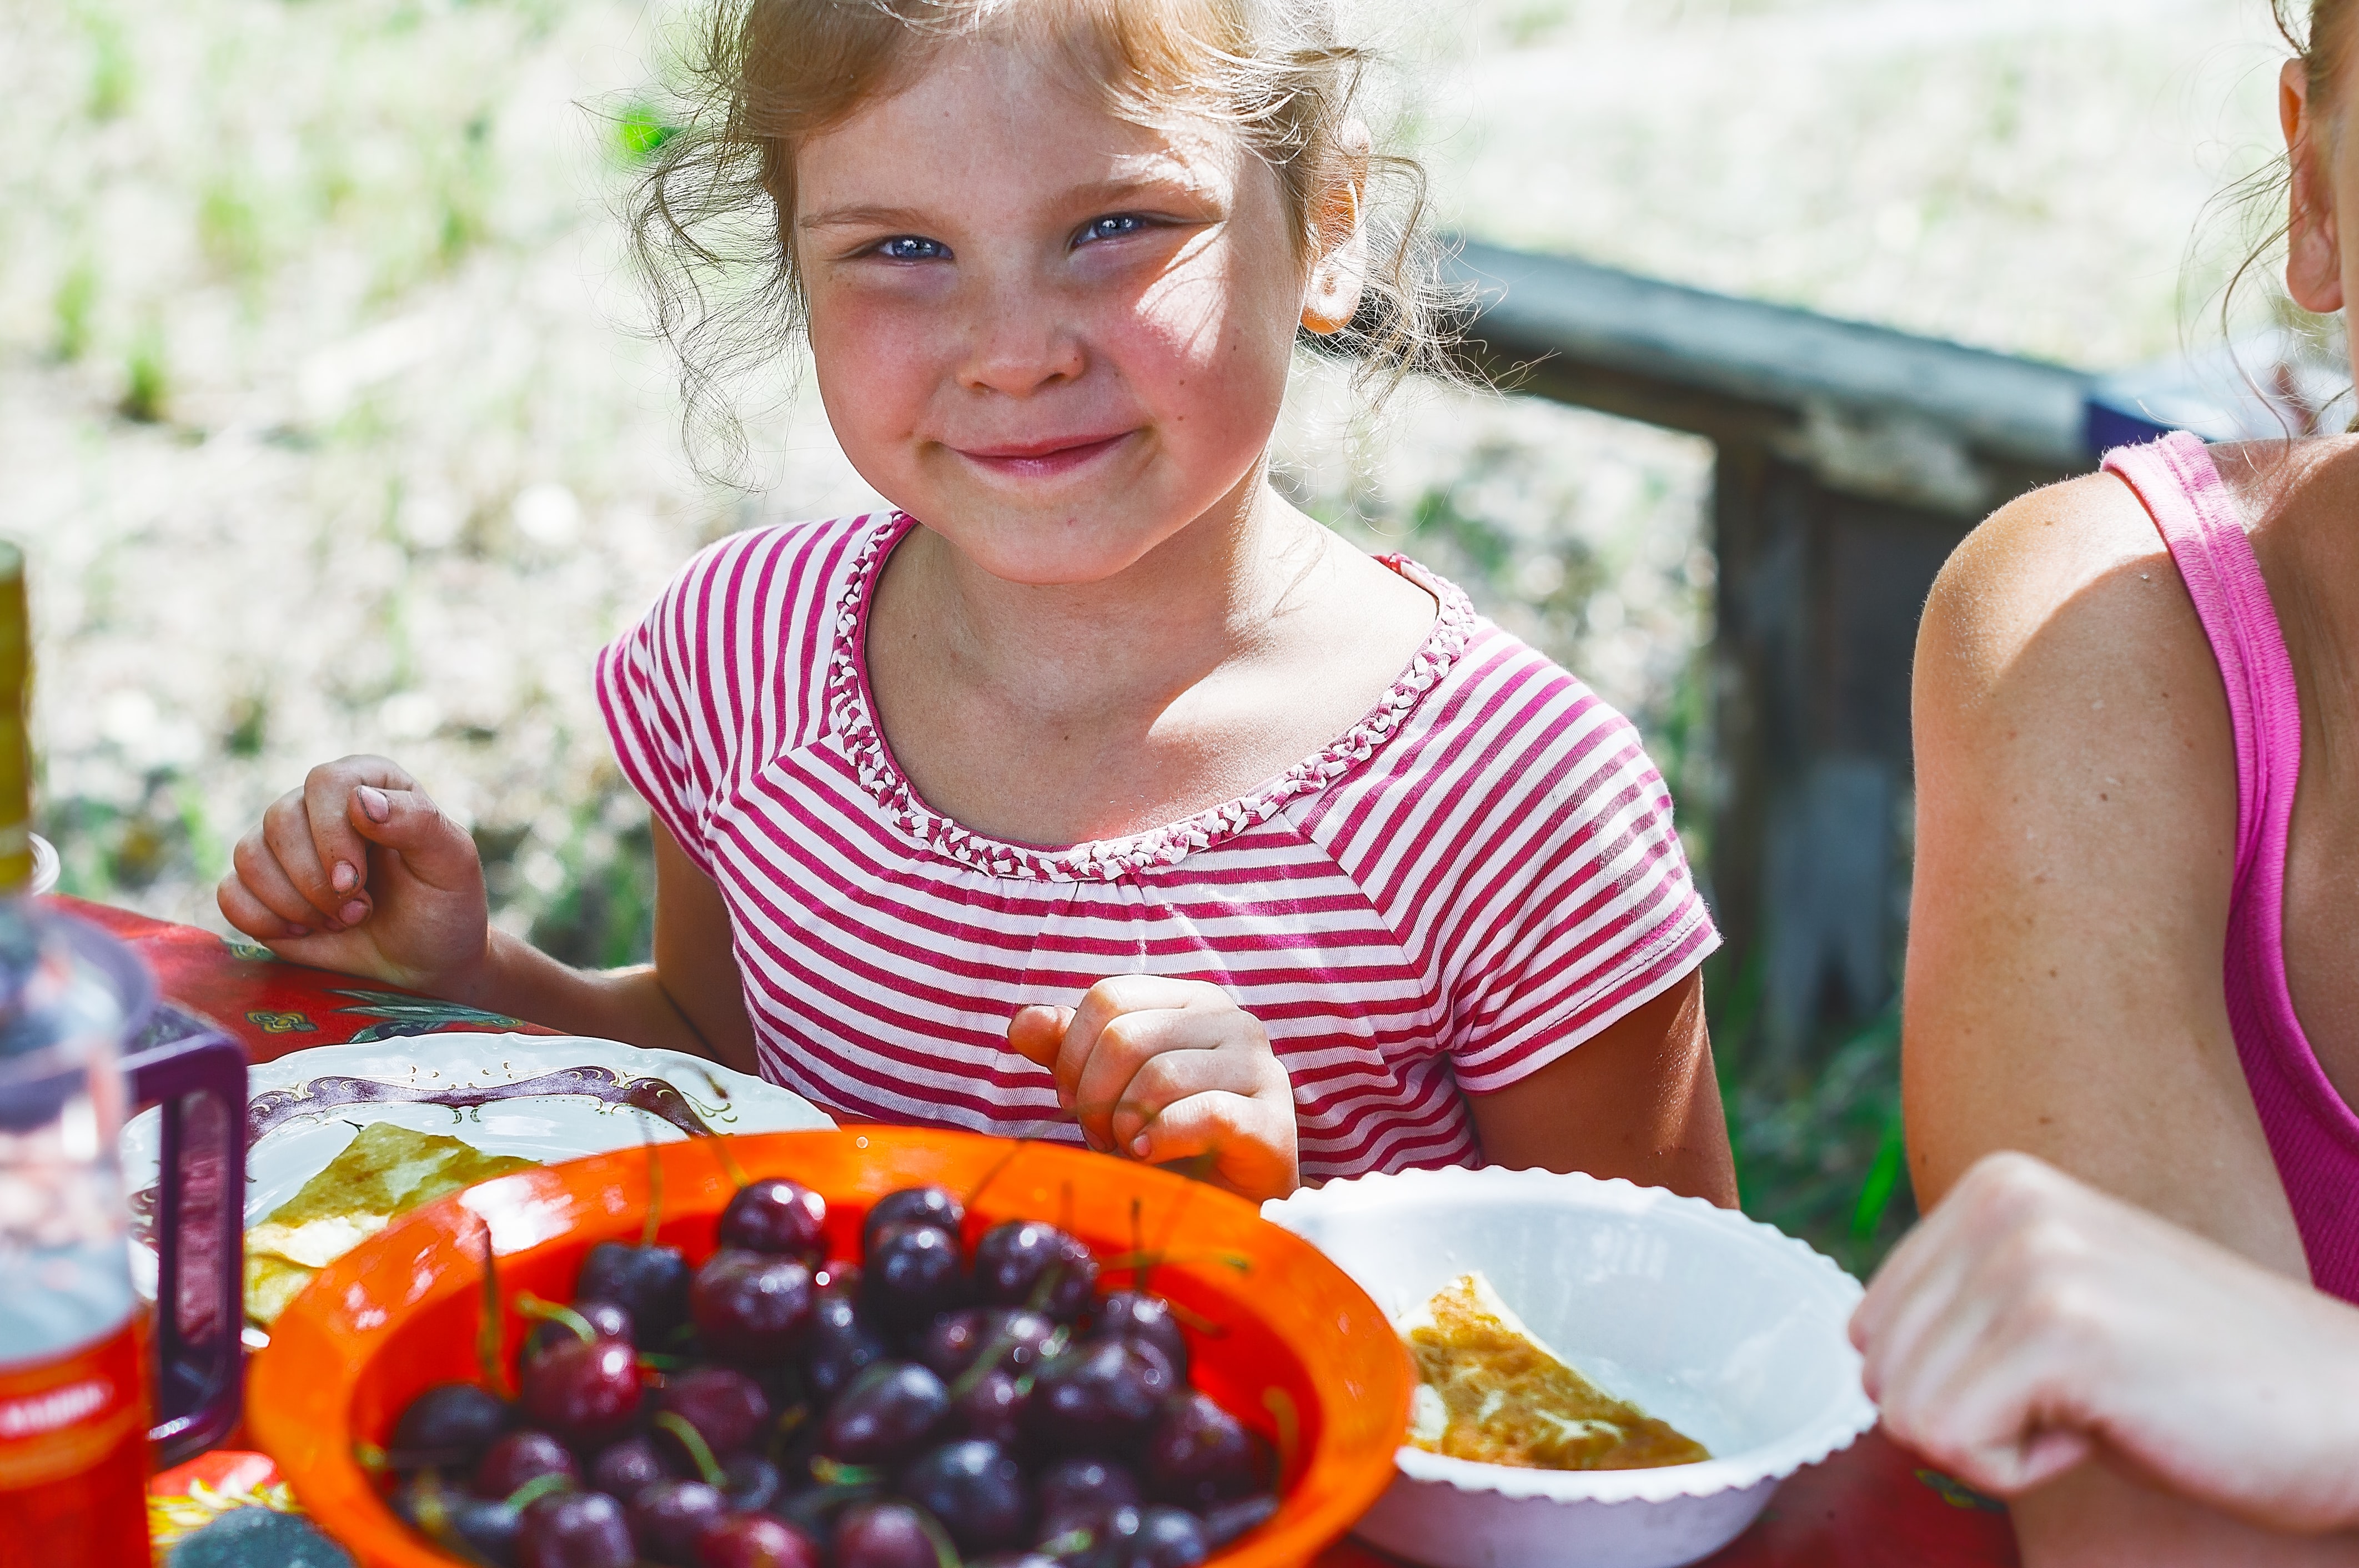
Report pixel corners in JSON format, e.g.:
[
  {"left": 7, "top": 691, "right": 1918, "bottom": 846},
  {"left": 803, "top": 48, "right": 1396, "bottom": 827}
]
[
  {"left": 1852, "top": 1151, "right": 2359, "bottom": 1534},
  {"left": 215, "top": 755, "right": 493, "bottom": 1001},
  {"left": 1008, "top": 977, "right": 1299, "bottom": 1202}
]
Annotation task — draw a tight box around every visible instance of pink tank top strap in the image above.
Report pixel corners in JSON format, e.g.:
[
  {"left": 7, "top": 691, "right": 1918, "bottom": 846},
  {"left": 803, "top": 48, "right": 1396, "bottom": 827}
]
[
  {"left": 2104, "top": 431, "right": 2359, "bottom": 1302},
  {"left": 2102, "top": 431, "right": 2300, "bottom": 883}
]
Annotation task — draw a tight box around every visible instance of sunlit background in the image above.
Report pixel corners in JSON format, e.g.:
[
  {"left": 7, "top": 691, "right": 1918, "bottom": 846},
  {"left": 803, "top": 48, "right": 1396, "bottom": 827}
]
[{"left": 0, "top": 0, "right": 2299, "bottom": 1262}]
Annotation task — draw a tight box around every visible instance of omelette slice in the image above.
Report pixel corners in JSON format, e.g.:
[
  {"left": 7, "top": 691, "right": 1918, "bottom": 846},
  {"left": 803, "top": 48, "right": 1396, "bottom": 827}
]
[
  {"left": 1400, "top": 1272, "right": 1710, "bottom": 1471},
  {"left": 243, "top": 1121, "right": 539, "bottom": 1327}
]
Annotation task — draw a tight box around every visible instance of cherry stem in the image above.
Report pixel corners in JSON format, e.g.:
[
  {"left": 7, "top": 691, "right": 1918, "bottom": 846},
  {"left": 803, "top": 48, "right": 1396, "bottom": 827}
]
[
  {"left": 654, "top": 1411, "right": 727, "bottom": 1488},
  {"left": 909, "top": 1503, "right": 962, "bottom": 1568},
  {"left": 701, "top": 1132, "right": 749, "bottom": 1191},
  {"left": 808, "top": 1456, "right": 882, "bottom": 1489},
  {"left": 1262, "top": 1386, "right": 1302, "bottom": 1487},
  {"left": 516, "top": 1294, "right": 598, "bottom": 1347},
  {"left": 504, "top": 1472, "right": 575, "bottom": 1513},
  {"left": 640, "top": 1113, "right": 665, "bottom": 1250},
  {"left": 475, "top": 1225, "right": 511, "bottom": 1398},
  {"left": 1130, "top": 1197, "right": 1147, "bottom": 1293},
  {"left": 964, "top": 1138, "right": 1030, "bottom": 1217},
  {"left": 350, "top": 1440, "right": 391, "bottom": 1475}
]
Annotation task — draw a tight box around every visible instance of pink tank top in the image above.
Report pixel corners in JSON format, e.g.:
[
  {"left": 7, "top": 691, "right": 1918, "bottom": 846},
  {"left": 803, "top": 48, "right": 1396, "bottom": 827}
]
[{"left": 2106, "top": 432, "right": 2359, "bottom": 1301}]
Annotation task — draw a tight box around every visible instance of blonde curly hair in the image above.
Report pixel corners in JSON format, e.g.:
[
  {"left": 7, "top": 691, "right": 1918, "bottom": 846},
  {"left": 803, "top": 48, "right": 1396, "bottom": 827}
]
[{"left": 629, "top": 0, "right": 1462, "bottom": 483}]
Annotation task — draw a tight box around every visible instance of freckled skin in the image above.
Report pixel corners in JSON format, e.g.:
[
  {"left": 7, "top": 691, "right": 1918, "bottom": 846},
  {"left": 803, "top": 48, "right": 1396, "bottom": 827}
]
[{"left": 1896, "top": 47, "right": 2359, "bottom": 1562}]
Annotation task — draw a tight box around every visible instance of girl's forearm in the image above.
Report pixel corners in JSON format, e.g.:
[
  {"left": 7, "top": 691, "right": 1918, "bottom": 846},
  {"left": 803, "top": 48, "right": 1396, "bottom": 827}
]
[{"left": 465, "top": 928, "right": 727, "bottom": 1064}]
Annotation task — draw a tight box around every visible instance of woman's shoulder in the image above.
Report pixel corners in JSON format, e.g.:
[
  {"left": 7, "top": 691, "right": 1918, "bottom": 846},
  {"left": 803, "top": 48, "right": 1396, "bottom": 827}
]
[{"left": 1915, "top": 466, "right": 2226, "bottom": 737}]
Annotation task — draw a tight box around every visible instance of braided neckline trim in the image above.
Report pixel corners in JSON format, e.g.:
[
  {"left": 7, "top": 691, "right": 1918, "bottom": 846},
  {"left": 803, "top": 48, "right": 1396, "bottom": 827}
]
[{"left": 824, "top": 512, "right": 1477, "bottom": 882}]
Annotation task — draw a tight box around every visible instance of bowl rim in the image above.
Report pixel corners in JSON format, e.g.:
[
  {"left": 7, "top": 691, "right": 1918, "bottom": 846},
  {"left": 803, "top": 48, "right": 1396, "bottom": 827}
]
[
  {"left": 249, "top": 1127, "right": 1414, "bottom": 1567},
  {"left": 1262, "top": 1164, "right": 1880, "bottom": 1506}
]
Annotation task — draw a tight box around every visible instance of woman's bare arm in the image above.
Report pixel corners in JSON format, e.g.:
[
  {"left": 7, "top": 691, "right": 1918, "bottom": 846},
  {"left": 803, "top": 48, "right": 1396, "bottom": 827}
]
[
  {"left": 1906, "top": 471, "right": 2350, "bottom": 1562},
  {"left": 1467, "top": 967, "right": 1736, "bottom": 1207}
]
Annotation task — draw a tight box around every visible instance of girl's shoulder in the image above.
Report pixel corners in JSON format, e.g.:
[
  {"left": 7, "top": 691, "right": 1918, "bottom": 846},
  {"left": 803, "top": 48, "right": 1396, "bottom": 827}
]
[{"left": 641, "top": 511, "right": 892, "bottom": 643}]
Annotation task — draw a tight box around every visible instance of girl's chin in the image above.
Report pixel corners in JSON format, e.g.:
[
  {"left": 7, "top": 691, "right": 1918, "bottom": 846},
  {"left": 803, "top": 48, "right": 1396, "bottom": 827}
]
[{"left": 923, "top": 510, "right": 1184, "bottom": 589}]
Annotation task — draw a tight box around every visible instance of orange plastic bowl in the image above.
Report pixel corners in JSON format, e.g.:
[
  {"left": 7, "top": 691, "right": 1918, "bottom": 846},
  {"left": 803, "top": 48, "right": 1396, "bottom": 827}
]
[{"left": 249, "top": 1128, "right": 1412, "bottom": 1567}]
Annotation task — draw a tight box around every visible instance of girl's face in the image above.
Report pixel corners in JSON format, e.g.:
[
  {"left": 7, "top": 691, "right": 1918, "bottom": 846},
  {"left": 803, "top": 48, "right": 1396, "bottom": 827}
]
[{"left": 794, "top": 41, "right": 1313, "bottom": 586}]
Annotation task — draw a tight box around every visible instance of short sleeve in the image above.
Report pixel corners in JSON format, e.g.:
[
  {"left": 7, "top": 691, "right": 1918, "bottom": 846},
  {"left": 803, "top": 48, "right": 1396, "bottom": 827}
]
[
  {"left": 593, "top": 515, "right": 885, "bottom": 883},
  {"left": 1419, "top": 652, "right": 1718, "bottom": 1094},
  {"left": 595, "top": 587, "right": 719, "bottom": 880}
]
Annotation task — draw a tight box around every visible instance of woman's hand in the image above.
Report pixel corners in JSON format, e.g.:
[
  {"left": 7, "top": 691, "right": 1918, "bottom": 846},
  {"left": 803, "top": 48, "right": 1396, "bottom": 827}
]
[
  {"left": 216, "top": 755, "right": 492, "bottom": 1001},
  {"left": 1853, "top": 1150, "right": 2359, "bottom": 1535},
  {"left": 1007, "top": 977, "right": 1298, "bottom": 1202}
]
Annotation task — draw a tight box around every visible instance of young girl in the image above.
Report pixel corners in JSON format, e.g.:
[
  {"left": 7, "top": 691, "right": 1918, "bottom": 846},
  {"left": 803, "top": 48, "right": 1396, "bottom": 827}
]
[{"left": 218, "top": 0, "right": 1730, "bottom": 1205}]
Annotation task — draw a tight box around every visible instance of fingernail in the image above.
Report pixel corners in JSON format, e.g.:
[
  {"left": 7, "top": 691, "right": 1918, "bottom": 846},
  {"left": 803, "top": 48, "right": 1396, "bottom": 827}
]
[
  {"left": 331, "top": 861, "right": 358, "bottom": 893},
  {"left": 1128, "top": 1135, "right": 1150, "bottom": 1158},
  {"left": 284, "top": 923, "right": 309, "bottom": 938},
  {"left": 357, "top": 786, "right": 390, "bottom": 823},
  {"left": 340, "top": 899, "right": 368, "bottom": 924}
]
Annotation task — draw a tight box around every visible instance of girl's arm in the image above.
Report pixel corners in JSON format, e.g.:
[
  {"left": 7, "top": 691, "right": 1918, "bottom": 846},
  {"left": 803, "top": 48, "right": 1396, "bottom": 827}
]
[
  {"left": 1464, "top": 966, "right": 1734, "bottom": 1206},
  {"left": 218, "top": 755, "right": 758, "bottom": 1072},
  {"left": 1906, "top": 473, "right": 2331, "bottom": 1563}
]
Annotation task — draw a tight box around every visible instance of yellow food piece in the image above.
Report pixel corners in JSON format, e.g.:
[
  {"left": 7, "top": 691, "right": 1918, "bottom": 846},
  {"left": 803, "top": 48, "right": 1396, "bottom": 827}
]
[
  {"left": 243, "top": 1121, "right": 538, "bottom": 1326},
  {"left": 1401, "top": 1272, "right": 1709, "bottom": 1471}
]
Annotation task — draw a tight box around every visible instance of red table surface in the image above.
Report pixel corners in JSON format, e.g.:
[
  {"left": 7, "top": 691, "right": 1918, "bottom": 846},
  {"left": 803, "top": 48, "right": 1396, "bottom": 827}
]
[{"left": 76, "top": 896, "right": 2020, "bottom": 1568}]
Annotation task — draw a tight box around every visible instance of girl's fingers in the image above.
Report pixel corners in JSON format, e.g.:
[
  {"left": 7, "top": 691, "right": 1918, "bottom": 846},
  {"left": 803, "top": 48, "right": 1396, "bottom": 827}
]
[
  {"left": 1057, "top": 974, "right": 1224, "bottom": 1094},
  {"left": 1130, "top": 1089, "right": 1297, "bottom": 1201},
  {"left": 230, "top": 831, "right": 334, "bottom": 933},
  {"left": 344, "top": 785, "right": 478, "bottom": 890},
  {"left": 1007, "top": 1006, "right": 1073, "bottom": 1072},
  {"left": 217, "top": 863, "right": 313, "bottom": 942},
  {"left": 260, "top": 792, "right": 349, "bottom": 925},
  {"left": 299, "top": 757, "right": 413, "bottom": 906},
  {"left": 1069, "top": 1007, "right": 1213, "bottom": 1147},
  {"left": 1106, "top": 1043, "right": 1276, "bottom": 1153}
]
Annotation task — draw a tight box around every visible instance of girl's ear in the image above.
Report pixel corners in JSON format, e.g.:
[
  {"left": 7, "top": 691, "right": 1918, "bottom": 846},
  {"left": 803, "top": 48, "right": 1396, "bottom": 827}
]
[
  {"left": 1301, "top": 121, "right": 1373, "bottom": 336},
  {"left": 2284, "top": 58, "right": 2346, "bottom": 315}
]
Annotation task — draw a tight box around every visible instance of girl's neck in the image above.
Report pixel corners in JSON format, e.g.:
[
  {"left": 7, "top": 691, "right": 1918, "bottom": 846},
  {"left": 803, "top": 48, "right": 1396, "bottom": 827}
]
[{"left": 885, "top": 470, "right": 1315, "bottom": 727}]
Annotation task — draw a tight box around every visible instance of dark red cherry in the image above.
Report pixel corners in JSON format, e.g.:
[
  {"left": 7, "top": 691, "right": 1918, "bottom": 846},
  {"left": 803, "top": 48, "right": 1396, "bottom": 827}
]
[
  {"left": 1199, "top": 1494, "right": 1279, "bottom": 1550},
  {"left": 517, "top": 1490, "right": 636, "bottom": 1568},
  {"left": 394, "top": 1471, "right": 521, "bottom": 1565},
  {"left": 694, "top": 1511, "right": 824, "bottom": 1568},
  {"left": 1035, "top": 1454, "right": 1143, "bottom": 1533},
  {"left": 861, "top": 1185, "right": 964, "bottom": 1253},
  {"left": 519, "top": 1334, "right": 642, "bottom": 1449},
  {"left": 951, "top": 1365, "right": 1030, "bottom": 1448},
  {"left": 860, "top": 1222, "right": 968, "bottom": 1331},
  {"left": 526, "top": 1300, "right": 635, "bottom": 1364},
  {"left": 919, "top": 1306, "right": 1060, "bottom": 1382},
  {"left": 391, "top": 1382, "right": 515, "bottom": 1471},
  {"left": 654, "top": 1365, "right": 771, "bottom": 1459},
  {"left": 1091, "top": 1293, "right": 1188, "bottom": 1377},
  {"left": 1024, "top": 1338, "right": 1176, "bottom": 1453},
  {"left": 626, "top": 1479, "right": 727, "bottom": 1566},
  {"left": 589, "top": 1434, "right": 670, "bottom": 1501},
  {"left": 717, "top": 1178, "right": 829, "bottom": 1265},
  {"left": 474, "top": 1429, "right": 580, "bottom": 1500},
  {"left": 901, "top": 1438, "right": 1032, "bottom": 1555},
  {"left": 973, "top": 1222, "right": 1097, "bottom": 1321},
  {"left": 576, "top": 1240, "right": 692, "bottom": 1347},
  {"left": 720, "top": 1451, "right": 784, "bottom": 1515},
  {"left": 690, "top": 1248, "right": 815, "bottom": 1363},
  {"left": 1143, "top": 1391, "right": 1259, "bottom": 1508},
  {"left": 817, "top": 1361, "right": 949, "bottom": 1465},
  {"left": 831, "top": 1500, "right": 940, "bottom": 1568},
  {"left": 805, "top": 1279, "right": 893, "bottom": 1401}
]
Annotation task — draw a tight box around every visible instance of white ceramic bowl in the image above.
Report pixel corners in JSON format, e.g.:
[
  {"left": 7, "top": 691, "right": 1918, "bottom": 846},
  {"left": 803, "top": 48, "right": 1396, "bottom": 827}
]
[{"left": 1262, "top": 1167, "right": 1876, "bottom": 1568}]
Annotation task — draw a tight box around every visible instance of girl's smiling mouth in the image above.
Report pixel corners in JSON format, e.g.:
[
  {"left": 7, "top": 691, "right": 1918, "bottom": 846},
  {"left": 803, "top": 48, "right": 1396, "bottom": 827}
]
[{"left": 949, "top": 430, "right": 1137, "bottom": 480}]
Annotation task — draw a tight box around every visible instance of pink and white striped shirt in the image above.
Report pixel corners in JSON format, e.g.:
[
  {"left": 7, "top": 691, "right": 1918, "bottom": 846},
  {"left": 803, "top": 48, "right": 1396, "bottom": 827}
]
[{"left": 596, "top": 513, "right": 1716, "bottom": 1181}]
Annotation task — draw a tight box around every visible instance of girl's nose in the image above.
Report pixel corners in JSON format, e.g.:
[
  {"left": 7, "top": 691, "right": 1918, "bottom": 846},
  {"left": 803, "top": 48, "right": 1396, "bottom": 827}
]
[{"left": 956, "top": 289, "right": 1087, "bottom": 397}]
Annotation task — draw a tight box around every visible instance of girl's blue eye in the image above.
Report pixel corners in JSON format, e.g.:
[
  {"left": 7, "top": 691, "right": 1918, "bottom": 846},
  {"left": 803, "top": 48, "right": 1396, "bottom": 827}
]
[
  {"left": 875, "top": 235, "right": 947, "bottom": 261},
  {"left": 1078, "top": 214, "right": 1147, "bottom": 245}
]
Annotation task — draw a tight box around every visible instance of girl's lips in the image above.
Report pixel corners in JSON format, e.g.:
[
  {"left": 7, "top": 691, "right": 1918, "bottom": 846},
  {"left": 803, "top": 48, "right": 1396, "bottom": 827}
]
[{"left": 950, "top": 430, "right": 1135, "bottom": 480}]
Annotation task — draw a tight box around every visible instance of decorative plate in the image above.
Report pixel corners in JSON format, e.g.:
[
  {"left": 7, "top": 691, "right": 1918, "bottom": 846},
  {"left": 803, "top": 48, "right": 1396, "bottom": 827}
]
[{"left": 119, "top": 1032, "right": 835, "bottom": 1341}]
